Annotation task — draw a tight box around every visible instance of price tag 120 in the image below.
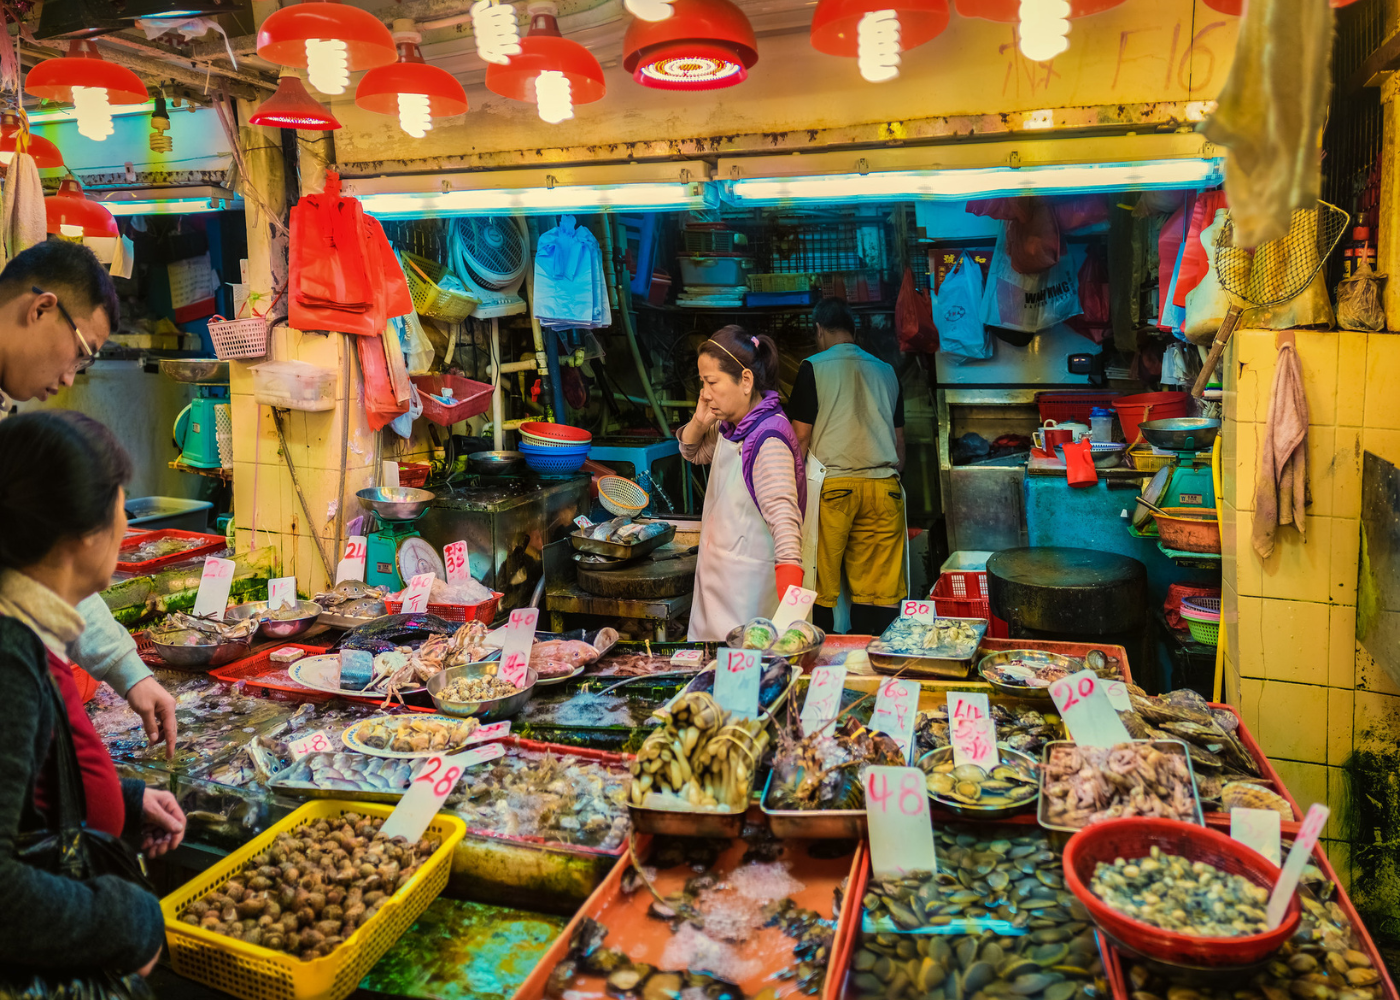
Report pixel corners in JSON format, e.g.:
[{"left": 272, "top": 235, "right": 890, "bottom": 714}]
[
  {"left": 864, "top": 765, "right": 937, "bottom": 879},
  {"left": 900, "top": 599, "right": 935, "bottom": 625},
  {"left": 1267, "top": 804, "right": 1330, "bottom": 929},
  {"left": 869, "top": 678, "right": 919, "bottom": 762},
  {"left": 1048, "top": 669, "right": 1132, "bottom": 748},
  {"left": 800, "top": 664, "right": 846, "bottom": 737},
  {"left": 192, "top": 556, "right": 237, "bottom": 619},
  {"left": 335, "top": 535, "right": 367, "bottom": 584},
  {"left": 443, "top": 540, "right": 470, "bottom": 585},
  {"left": 1231, "top": 807, "right": 1282, "bottom": 866},
  {"left": 267, "top": 575, "right": 297, "bottom": 612},
  {"left": 771, "top": 586, "right": 818, "bottom": 632},
  {"left": 381, "top": 746, "right": 505, "bottom": 842},
  {"left": 287, "top": 731, "right": 332, "bottom": 760},
  {"left": 498, "top": 607, "right": 539, "bottom": 687},
  {"left": 400, "top": 572, "right": 435, "bottom": 614},
  {"left": 948, "top": 691, "right": 998, "bottom": 770},
  {"left": 714, "top": 648, "right": 761, "bottom": 718}
]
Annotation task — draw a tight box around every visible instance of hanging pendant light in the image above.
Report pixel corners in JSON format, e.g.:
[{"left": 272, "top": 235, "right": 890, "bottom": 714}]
[
  {"left": 0, "top": 114, "right": 64, "bottom": 169},
  {"left": 485, "top": 2, "right": 605, "bottom": 123},
  {"left": 810, "top": 0, "right": 947, "bottom": 82},
  {"left": 25, "top": 40, "right": 148, "bottom": 142},
  {"left": 249, "top": 69, "right": 343, "bottom": 129},
  {"left": 471, "top": 0, "right": 524, "bottom": 65},
  {"left": 356, "top": 20, "right": 468, "bottom": 137},
  {"left": 256, "top": 0, "right": 397, "bottom": 96},
  {"left": 623, "top": 0, "right": 757, "bottom": 90},
  {"left": 46, "top": 177, "right": 118, "bottom": 238},
  {"left": 956, "top": 0, "right": 1124, "bottom": 62},
  {"left": 625, "top": 0, "right": 676, "bottom": 21}
]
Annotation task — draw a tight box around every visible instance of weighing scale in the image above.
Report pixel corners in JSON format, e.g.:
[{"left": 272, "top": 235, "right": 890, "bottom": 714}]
[
  {"left": 1132, "top": 418, "right": 1220, "bottom": 531},
  {"left": 356, "top": 487, "right": 443, "bottom": 591},
  {"left": 160, "top": 359, "right": 231, "bottom": 469}
]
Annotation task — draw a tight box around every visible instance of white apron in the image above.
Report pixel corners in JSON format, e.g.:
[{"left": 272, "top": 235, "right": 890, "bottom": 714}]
[
  {"left": 799, "top": 453, "right": 827, "bottom": 591},
  {"left": 688, "top": 435, "right": 778, "bottom": 641}
]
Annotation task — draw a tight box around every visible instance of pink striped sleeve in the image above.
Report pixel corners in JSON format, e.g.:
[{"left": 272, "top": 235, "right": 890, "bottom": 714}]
[
  {"left": 677, "top": 421, "right": 718, "bottom": 465},
  {"left": 753, "top": 438, "right": 803, "bottom": 564}
]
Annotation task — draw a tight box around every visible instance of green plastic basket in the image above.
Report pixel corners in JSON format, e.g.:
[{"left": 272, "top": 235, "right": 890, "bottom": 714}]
[{"left": 1186, "top": 618, "right": 1220, "bottom": 645}]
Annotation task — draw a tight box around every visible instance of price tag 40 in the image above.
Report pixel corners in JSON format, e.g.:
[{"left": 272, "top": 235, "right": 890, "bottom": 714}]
[
  {"left": 444, "top": 540, "right": 470, "bottom": 586},
  {"left": 771, "top": 586, "right": 818, "bottom": 632},
  {"left": 714, "top": 647, "right": 761, "bottom": 718},
  {"left": 287, "top": 731, "right": 332, "bottom": 760},
  {"left": 800, "top": 665, "right": 846, "bottom": 737},
  {"left": 381, "top": 744, "right": 505, "bottom": 842},
  {"left": 870, "top": 678, "right": 919, "bottom": 762},
  {"left": 400, "top": 572, "right": 435, "bottom": 614},
  {"left": 948, "top": 691, "right": 998, "bottom": 770},
  {"left": 335, "top": 535, "right": 367, "bottom": 584},
  {"left": 1048, "top": 669, "right": 1132, "bottom": 748},
  {"left": 498, "top": 608, "right": 539, "bottom": 687},
  {"left": 864, "top": 765, "right": 937, "bottom": 879},
  {"left": 900, "top": 599, "right": 935, "bottom": 625},
  {"left": 192, "top": 556, "right": 237, "bottom": 619}
]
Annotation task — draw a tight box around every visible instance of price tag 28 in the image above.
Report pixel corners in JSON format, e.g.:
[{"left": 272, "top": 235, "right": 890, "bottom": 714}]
[
  {"left": 400, "top": 572, "right": 435, "bottom": 614},
  {"left": 335, "top": 535, "right": 367, "bottom": 584},
  {"left": 192, "top": 556, "right": 237, "bottom": 618},
  {"left": 444, "top": 540, "right": 470, "bottom": 586},
  {"left": 267, "top": 576, "right": 296, "bottom": 612},
  {"left": 714, "top": 648, "right": 761, "bottom": 718},
  {"left": 1231, "top": 807, "right": 1282, "bottom": 866},
  {"left": 870, "top": 678, "right": 919, "bottom": 762},
  {"left": 1267, "top": 804, "right": 1329, "bottom": 929},
  {"left": 381, "top": 745, "right": 505, "bottom": 842},
  {"left": 800, "top": 664, "right": 847, "bottom": 737},
  {"left": 900, "top": 599, "right": 935, "bottom": 625},
  {"left": 287, "top": 731, "right": 332, "bottom": 760},
  {"left": 1048, "top": 669, "right": 1132, "bottom": 748},
  {"left": 864, "top": 765, "right": 937, "bottom": 879},
  {"left": 947, "top": 691, "right": 998, "bottom": 770},
  {"left": 771, "top": 586, "right": 818, "bottom": 632},
  {"left": 498, "top": 607, "right": 539, "bottom": 688}
]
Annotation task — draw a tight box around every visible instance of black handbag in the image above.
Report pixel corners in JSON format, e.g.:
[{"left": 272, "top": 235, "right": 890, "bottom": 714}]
[{"left": 0, "top": 673, "right": 157, "bottom": 1000}]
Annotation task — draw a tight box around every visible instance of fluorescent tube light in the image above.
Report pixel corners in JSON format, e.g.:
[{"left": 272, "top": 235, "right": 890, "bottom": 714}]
[
  {"left": 27, "top": 102, "right": 153, "bottom": 124},
  {"left": 357, "top": 181, "right": 709, "bottom": 218},
  {"left": 90, "top": 185, "right": 241, "bottom": 215}
]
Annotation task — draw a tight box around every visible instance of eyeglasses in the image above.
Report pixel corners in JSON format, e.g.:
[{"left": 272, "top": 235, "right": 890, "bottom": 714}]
[{"left": 33, "top": 285, "right": 95, "bottom": 373}]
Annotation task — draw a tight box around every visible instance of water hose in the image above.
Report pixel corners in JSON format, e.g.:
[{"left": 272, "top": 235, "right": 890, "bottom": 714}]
[{"left": 601, "top": 218, "right": 670, "bottom": 438}]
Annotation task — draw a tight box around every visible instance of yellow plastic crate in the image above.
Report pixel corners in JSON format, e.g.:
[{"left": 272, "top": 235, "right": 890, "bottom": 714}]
[
  {"left": 1127, "top": 446, "right": 1213, "bottom": 473},
  {"left": 161, "top": 800, "right": 466, "bottom": 1000},
  {"left": 400, "top": 252, "right": 479, "bottom": 322}
]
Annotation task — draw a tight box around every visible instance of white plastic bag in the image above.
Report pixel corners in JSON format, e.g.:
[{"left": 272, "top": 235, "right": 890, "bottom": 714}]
[
  {"left": 932, "top": 252, "right": 992, "bottom": 360},
  {"left": 387, "top": 383, "right": 424, "bottom": 439},
  {"left": 395, "top": 312, "right": 436, "bottom": 375},
  {"left": 980, "top": 226, "right": 1082, "bottom": 333}
]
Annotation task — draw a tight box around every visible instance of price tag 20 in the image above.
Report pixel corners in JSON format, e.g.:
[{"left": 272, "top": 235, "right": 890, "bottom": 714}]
[
  {"left": 400, "top": 572, "right": 435, "bottom": 614},
  {"left": 267, "top": 576, "right": 297, "bottom": 612},
  {"left": 864, "top": 765, "right": 937, "bottom": 879},
  {"left": 444, "top": 541, "right": 470, "bottom": 586},
  {"left": 714, "top": 648, "right": 761, "bottom": 718},
  {"left": 381, "top": 745, "right": 505, "bottom": 842},
  {"left": 1231, "top": 807, "right": 1282, "bottom": 866},
  {"left": 771, "top": 586, "right": 818, "bottom": 632},
  {"left": 192, "top": 556, "right": 237, "bottom": 618},
  {"left": 335, "top": 535, "right": 367, "bottom": 584},
  {"left": 1048, "top": 669, "right": 1132, "bottom": 748},
  {"left": 498, "top": 607, "right": 539, "bottom": 687},
  {"left": 287, "top": 731, "right": 332, "bottom": 760},
  {"left": 948, "top": 691, "right": 998, "bottom": 770},
  {"left": 800, "top": 664, "right": 846, "bottom": 737},
  {"left": 1267, "top": 804, "right": 1329, "bottom": 929},
  {"left": 900, "top": 599, "right": 935, "bottom": 625},
  {"left": 870, "top": 678, "right": 920, "bottom": 763}
]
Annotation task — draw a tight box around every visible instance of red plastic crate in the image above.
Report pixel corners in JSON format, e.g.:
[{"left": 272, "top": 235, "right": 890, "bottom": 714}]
[
  {"left": 1035, "top": 390, "right": 1121, "bottom": 426},
  {"left": 397, "top": 461, "right": 431, "bottom": 488},
  {"left": 410, "top": 373, "right": 493, "bottom": 427},
  {"left": 209, "top": 643, "right": 334, "bottom": 701},
  {"left": 383, "top": 591, "right": 502, "bottom": 624},
  {"left": 928, "top": 573, "right": 1009, "bottom": 638},
  {"left": 116, "top": 529, "right": 227, "bottom": 573}
]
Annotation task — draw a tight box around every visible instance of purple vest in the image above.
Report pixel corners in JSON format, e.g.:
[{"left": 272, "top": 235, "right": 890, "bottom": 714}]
[{"left": 719, "top": 391, "right": 807, "bottom": 513}]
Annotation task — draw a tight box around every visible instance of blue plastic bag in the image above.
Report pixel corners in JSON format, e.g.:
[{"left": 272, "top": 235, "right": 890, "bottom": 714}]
[{"left": 933, "top": 252, "right": 992, "bottom": 361}]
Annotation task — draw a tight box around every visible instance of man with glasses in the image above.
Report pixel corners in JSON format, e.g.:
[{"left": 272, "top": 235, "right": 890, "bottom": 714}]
[{"left": 0, "top": 240, "right": 177, "bottom": 757}]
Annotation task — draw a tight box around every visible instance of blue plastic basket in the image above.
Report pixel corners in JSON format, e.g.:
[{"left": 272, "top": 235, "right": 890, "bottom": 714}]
[{"left": 518, "top": 440, "right": 590, "bottom": 473}]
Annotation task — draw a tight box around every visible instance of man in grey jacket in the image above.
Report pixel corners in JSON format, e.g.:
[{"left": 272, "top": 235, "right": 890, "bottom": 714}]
[{"left": 0, "top": 241, "right": 177, "bottom": 756}]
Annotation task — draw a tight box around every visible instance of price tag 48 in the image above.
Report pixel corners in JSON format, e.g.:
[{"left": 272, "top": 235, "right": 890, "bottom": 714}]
[
  {"left": 864, "top": 765, "right": 937, "bottom": 879},
  {"left": 287, "top": 731, "right": 332, "bottom": 760}
]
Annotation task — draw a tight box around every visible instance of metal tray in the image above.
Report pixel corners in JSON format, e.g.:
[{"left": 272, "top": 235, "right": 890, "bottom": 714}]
[
  {"left": 868, "top": 616, "right": 988, "bottom": 678},
  {"left": 569, "top": 523, "right": 676, "bottom": 561},
  {"left": 1038, "top": 739, "right": 1204, "bottom": 833},
  {"left": 317, "top": 610, "right": 389, "bottom": 630},
  {"left": 976, "top": 649, "right": 1083, "bottom": 700},
  {"left": 266, "top": 759, "right": 414, "bottom": 803},
  {"left": 427, "top": 661, "right": 539, "bottom": 721},
  {"left": 759, "top": 771, "right": 866, "bottom": 839},
  {"left": 915, "top": 744, "right": 1040, "bottom": 820},
  {"left": 627, "top": 801, "right": 746, "bottom": 837}
]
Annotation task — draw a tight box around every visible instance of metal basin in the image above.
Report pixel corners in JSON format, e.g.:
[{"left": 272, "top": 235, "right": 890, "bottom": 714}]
[
  {"left": 1139, "top": 418, "right": 1221, "bottom": 453},
  {"left": 356, "top": 486, "right": 435, "bottom": 521},
  {"left": 158, "top": 359, "right": 229, "bottom": 384},
  {"left": 427, "top": 661, "right": 538, "bottom": 721},
  {"left": 148, "top": 633, "right": 253, "bottom": 670},
  {"left": 977, "top": 648, "right": 1082, "bottom": 700},
  {"left": 469, "top": 450, "right": 525, "bottom": 474},
  {"left": 917, "top": 744, "right": 1040, "bottom": 819},
  {"left": 224, "top": 600, "right": 324, "bottom": 639},
  {"left": 724, "top": 623, "right": 826, "bottom": 669}
]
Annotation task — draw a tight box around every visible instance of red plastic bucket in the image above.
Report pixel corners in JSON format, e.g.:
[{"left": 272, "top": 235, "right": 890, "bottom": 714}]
[{"left": 1113, "top": 391, "right": 1190, "bottom": 445}]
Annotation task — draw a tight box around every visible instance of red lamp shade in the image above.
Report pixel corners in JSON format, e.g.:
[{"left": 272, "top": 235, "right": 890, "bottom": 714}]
[
  {"left": 811, "top": 0, "right": 949, "bottom": 56},
  {"left": 0, "top": 115, "right": 63, "bottom": 169},
  {"left": 256, "top": 1, "right": 397, "bottom": 71},
  {"left": 623, "top": 0, "right": 757, "bottom": 90},
  {"left": 485, "top": 6, "right": 605, "bottom": 108},
  {"left": 25, "top": 40, "right": 147, "bottom": 105},
  {"left": 955, "top": 0, "right": 1124, "bottom": 17},
  {"left": 249, "top": 72, "right": 342, "bottom": 130},
  {"left": 356, "top": 42, "right": 469, "bottom": 119},
  {"left": 46, "top": 178, "right": 118, "bottom": 238}
]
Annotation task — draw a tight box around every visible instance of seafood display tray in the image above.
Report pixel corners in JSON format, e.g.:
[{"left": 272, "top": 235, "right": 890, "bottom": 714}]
[
  {"left": 1038, "top": 740, "right": 1205, "bottom": 833},
  {"left": 1204, "top": 701, "right": 1303, "bottom": 824},
  {"left": 627, "top": 799, "right": 748, "bottom": 837},
  {"left": 115, "top": 528, "right": 228, "bottom": 573},
  {"left": 209, "top": 643, "right": 335, "bottom": 700},
  {"left": 976, "top": 649, "right": 1083, "bottom": 701},
  {"left": 570, "top": 523, "right": 676, "bottom": 561},
  {"left": 977, "top": 637, "right": 1135, "bottom": 686},
  {"left": 760, "top": 771, "right": 867, "bottom": 839},
  {"left": 868, "top": 617, "right": 988, "bottom": 678},
  {"left": 317, "top": 610, "right": 389, "bottom": 630}
]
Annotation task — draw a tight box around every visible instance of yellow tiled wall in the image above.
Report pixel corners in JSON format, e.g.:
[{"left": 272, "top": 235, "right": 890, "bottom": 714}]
[{"left": 1221, "top": 328, "right": 1400, "bottom": 889}]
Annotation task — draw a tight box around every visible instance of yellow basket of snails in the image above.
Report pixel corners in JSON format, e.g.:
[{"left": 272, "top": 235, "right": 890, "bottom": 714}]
[{"left": 161, "top": 800, "right": 466, "bottom": 1000}]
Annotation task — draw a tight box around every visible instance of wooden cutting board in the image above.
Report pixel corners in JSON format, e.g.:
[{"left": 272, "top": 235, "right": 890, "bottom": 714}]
[{"left": 576, "top": 554, "right": 697, "bottom": 600}]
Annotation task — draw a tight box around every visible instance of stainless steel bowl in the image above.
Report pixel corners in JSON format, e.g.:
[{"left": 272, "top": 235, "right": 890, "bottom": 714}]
[
  {"left": 724, "top": 623, "right": 826, "bottom": 669},
  {"left": 976, "top": 649, "right": 1083, "bottom": 700},
  {"left": 158, "top": 358, "right": 229, "bottom": 384},
  {"left": 224, "top": 600, "right": 324, "bottom": 639},
  {"left": 148, "top": 633, "right": 253, "bottom": 669},
  {"left": 356, "top": 486, "right": 435, "bottom": 521},
  {"left": 426, "top": 661, "right": 538, "bottom": 721},
  {"left": 916, "top": 744, "right": 1040, "bottom": 819},
  {"left": 469, "top": 450, "right": 525, "bottom": 474},
  {"left": 1139, "top": 417, "right": 1221, "bottom": 453}
]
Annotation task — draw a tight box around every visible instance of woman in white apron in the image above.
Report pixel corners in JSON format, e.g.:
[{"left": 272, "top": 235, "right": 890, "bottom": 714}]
[{"left": 677, "top": 326, "right": 805, "bottom": 640}]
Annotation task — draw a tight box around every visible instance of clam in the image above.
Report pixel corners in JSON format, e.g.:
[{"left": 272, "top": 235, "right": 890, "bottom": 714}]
[
  {"left": 952, "top": 781, "right": 982, "bottom": 802},
  {"left": 927, "top": 772, "right": 956, "bottom": 796},
  {"left": 952, "top": 764, "right": 988, "bottom": 782}
]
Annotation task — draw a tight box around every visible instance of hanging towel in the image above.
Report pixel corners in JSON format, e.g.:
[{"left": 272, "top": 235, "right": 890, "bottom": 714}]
[
  {"left": 1252, "top": 342, "right": 1311, "bottom": 560},
  {"left": 0, "top": 151, "right": 45, "bottom": 269},
  {"left": 1202, "top": 0, "right": 1332, "bottom": 248}
]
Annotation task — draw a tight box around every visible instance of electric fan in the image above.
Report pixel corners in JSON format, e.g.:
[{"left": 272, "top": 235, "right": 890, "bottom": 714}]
[{"left": 448, "top": 216, "right": 529, "bottom": 318}]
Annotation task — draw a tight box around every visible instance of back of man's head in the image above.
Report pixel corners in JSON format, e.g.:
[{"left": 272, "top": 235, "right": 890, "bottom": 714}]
[
  {"left": 0, "top": 240, "right": 119, "bottom": 330},
  {"left": 813, "top": 297, "right": 855, "bottom": 338}
]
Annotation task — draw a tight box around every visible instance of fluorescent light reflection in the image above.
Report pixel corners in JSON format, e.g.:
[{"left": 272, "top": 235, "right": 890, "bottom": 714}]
[
  {"left": 358, "top": 182, "right": 708, "bottom": 217},
  {"left": 101, "top": 198, "right": 238, "bottom": 215}
]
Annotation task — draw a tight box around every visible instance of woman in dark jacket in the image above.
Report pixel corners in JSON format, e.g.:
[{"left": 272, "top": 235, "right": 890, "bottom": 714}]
[{"left": 0, "top": 410, "right": 185, "bottom": 977}]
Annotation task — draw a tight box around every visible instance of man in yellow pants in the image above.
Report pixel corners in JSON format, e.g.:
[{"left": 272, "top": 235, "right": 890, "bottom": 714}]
[{"left": 790, "top": 298, "right": 906, "bottom": 636}]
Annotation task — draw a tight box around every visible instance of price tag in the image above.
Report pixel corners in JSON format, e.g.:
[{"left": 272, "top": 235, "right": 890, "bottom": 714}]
[
  {"left": 400, "top": 572, "right": 435, "bottom": 614},
  {"left": 900, "top": 599, "right": 935, "bottom": 625},
  {"left": 1231, "top": 807, "right": 1282, "bottom": 866},
  {"left": 574, "top": 515, "right": 594, "bottom": 530},
  {"left": 287, "top": 731, "right": 332, "bottom": 760},
  {"left": 1104, "top": 679, "right": 1132, "bottom": 712},
  {"left": 771, "top": 586, "right": 818, "bottom": 632},
  {"left": 380, "top": 746, "right": 504, "bottom": 842},
  {"left": 1267, "top": 804, "right": 1329, "bottom": 929},
  {"left": 498, "top": 607, "right": 539, "bottom": 687},
  {"left": 382, "top": 460, "right": 400, "bottom": 488},
  {"left": 335, "top": 535, "right": 367, "bottom": 584},
  {"left": 444, "top": 540, "right": 470, "bottom": 586},
  {"left": 864, "top": 765, "right": 938, "bottom": 878},
  {"left": 470, "top": 720, "right": 512, "bottom": 744},
  {"left": 1048, "top": 669, "right": 1132, "bottom": 748},
  {"left": 948, "top": 691, "right": 998, "bottom": 770},
  {"left": 800, "top": 664, "right": 846, "bottom": 737},
  {"left": 869, "top": 677, "right": 919, "bottom": 762},
  {"left": 267, "top": 576, "right": 297, "bottom": 612},
  {"left": 192, "top": 556, "right": 237, "bottom": 618},
  {"left": 714, "top": 647, "right": 761, "bottom": 718}
]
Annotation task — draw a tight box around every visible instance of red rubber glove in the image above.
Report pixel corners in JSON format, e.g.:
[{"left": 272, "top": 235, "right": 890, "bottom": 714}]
[{"left": 775, "top": 563, "right": 805, "bottom": 605}]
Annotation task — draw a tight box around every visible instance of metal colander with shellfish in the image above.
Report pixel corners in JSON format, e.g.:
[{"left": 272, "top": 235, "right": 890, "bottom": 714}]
[{"left": 916, "top": 744, "right": 1039, "bottom": 817}]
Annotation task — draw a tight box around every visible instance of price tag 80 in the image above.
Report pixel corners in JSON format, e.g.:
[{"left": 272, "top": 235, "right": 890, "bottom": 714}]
[{"left": 901, "top": 599, "right": 934, "bottom": 624}]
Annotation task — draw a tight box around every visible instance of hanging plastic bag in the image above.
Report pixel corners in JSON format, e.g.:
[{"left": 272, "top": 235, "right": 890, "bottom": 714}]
[
  {"left": 1066, "top": 247, "right": 1110, "bottom": 343},
  {"left": 980, "top": 225, "right": 1083, "bottom": 333},
  {"left": 1182, "top": 210, "right": 1234, "bottom": 342},
  {"left": 1174, "top": 191, "right": 1229, "bottom": 309},
  {"left": 896, "top": 267, "right": 939, "bottom": 353},
  {"left": 289, "top": 173, "right": 376, "bottom": 335},
  {"left": 387, "top": 383, "right": 424, "bottom": 439},
  {"left": 1337, "top": 268, "right": 1387, "bottom": 331},
  {"left": 932, "top": 253, "right": 991, "bottom": 360},
  {"left": 356, "top": 332, "right": 409, "bottom": 431},
  {"left": 967, "top": 197, "right": 1062, "bottom": 273},
  {"left": 366, "top": 214, "right": 413, "bottom": 321},
  {"left": 396, "top": 312, "right": 436, "bottom": 374}
]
